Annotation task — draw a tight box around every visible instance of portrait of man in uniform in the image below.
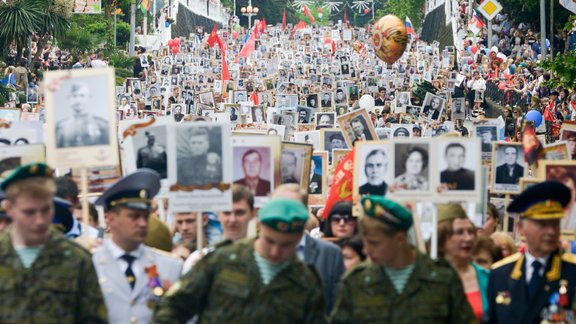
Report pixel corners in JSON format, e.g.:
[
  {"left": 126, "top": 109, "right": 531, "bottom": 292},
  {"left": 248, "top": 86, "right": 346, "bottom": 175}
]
[
  {"left": 176, "top": 127, "right": 223, "bottom": 187},
  {"left": 136, "top": 130, "right": 167, "bottom": 178},
  {"left": 440, "top": 142, "right": 475, "bottom": 190},
  {"left": 281, "top": 151, "right": 300, "bottom": 184},
  {"left": 55, "top": 81, "right": 109, "bottom": 148},
  {"left": 421, "top": 93, "right": 444, "bottom": 121}
]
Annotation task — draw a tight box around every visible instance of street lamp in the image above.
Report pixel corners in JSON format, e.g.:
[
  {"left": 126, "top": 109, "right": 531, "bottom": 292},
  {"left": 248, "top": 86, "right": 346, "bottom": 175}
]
[{"left": 241, "top": 1, "right": 259, "bottom": 30}]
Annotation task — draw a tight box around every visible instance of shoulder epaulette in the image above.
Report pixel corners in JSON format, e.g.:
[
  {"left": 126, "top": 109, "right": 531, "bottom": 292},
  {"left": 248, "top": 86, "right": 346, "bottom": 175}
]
[
  {"left": 561, "top": 253, "right": 576, "bottom": 265},
  {"left": 491, "top": 252, "right": 523, "bottom": 270}
]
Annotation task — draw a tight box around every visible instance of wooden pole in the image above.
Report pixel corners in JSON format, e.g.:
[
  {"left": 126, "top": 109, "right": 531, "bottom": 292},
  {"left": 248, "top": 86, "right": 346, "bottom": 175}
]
[
  {"left": 197, "top": 211, "right": 204, "bottom": 256},
  {"left": 80, "top": 168, "right": 90, "bottom": 232},
  {"left": 503, "top": 194, "right": 510, "bottom": 233}
]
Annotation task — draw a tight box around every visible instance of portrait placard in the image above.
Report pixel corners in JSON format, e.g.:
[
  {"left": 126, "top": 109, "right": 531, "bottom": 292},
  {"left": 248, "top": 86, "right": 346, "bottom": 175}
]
[
  {"left": 308, "top": 151, "right": 328, "bottom": 207},
  {"left": 539, "top": 160, "right": 576, "bottom": 231},
  {"left": 280, "top": 142, "right": 313, "bottom": 193},
  {"left": 337, "top": 108, "right": 377, "bottom": 147},
  {"left": 491, "top": 142, "right": 526, "bottom": 194},
  {"left": 544, "top": 141, "right": 570, "bottom": 160},
  {"left": 167, "top": 122, "right": 232, "bottom": 212},
  {"left": 232, "top": 135, "right": 281, "bottom": 207},
  {"left": 387, "top": 139, "right": 433, "bottom": 201},
  {"left": 44, "top": 68, "right": 118, "bottom": 168},
  {"left": 475, "top": 124, "right": 498, "bottom": 161},
  {"left": 436, "top": 137, "right": 481, "bottom": 202},
  {"left": 559, "top": 124, "right": 576, "bottom": 160},
  {"left": 0, "top": 144, "right": 45, "bottom": 181}
]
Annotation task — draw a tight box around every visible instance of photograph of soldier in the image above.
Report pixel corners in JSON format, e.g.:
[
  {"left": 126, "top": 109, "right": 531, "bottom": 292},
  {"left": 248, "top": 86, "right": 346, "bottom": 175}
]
[
  {"left": 176, "top": 126, "right": 223, "bottom": 187},
  {"left": 233, "top": 147, "right": 272, "bottom": 197},
  {"left": 476, "top": 125, "right": 497, "bottom": 159},
  {"left": 439, "top": 142, "right": 476, "bottom": 191},
  {"left": 493, "top": 143, "right": 525, "bottom": 192},
  {"left": 309, "top": 155, "right": 323, "bottom": 194},
  {"left": 198, "top": 91, "right": 215, "bottom": 108},
  {"left": 334, "top": 88, "right": 347, "bottom": 104},
  {"left": 55, "top": 81, "right": 109, "bottom": 148},
  {"left": 172, "top": 104, "right": 185, "bottom": 122},
  {"left": 136, "top": 129, "right": 167, "bottom": 178},
  {"left": 321, "top": 92, "right": 332, "bottom": 108},
  {"left": 234, "top": 91, "right": 247, "bottom": 104},
  {"left": 281, "top": 150, "right": 301, "bottom": 184}
]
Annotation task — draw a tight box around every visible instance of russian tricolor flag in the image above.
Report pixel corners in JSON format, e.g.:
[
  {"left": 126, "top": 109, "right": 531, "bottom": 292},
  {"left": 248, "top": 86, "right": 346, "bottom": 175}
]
[
  {"left": 468, "top": 12, "right": 485, "bottom": 35},
  {"left": 405, "top": 17, "right": 416, "bottom": 39}
]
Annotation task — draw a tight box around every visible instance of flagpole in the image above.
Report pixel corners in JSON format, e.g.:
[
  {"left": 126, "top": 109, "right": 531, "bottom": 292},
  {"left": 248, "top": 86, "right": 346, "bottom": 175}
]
[{"left": 487, "top": 20, "right": 492, "bottom": 48}]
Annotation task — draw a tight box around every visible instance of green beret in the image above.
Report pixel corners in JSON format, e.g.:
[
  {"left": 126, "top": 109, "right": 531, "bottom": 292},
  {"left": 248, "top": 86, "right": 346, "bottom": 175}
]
[
  {"left": 258, "top": 198, "right": 309, "bottom": 233},
  {"left": 361, "top": 196, "right": 413, "bottom": 230},
  {"left": 437, "top": 203, "right": 468, "bottom": 224},
  {"left": 1, "top": 163, "right": 54, "bottom": 191}
]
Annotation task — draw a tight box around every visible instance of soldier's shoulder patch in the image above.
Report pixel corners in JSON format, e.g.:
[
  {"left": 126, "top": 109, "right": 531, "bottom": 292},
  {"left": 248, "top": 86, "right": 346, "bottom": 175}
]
[
  {"left": 561, "top": 253, "right": 576, "bottom": 265},
  {"left": 492, "top": 252, "right": 523, "bottom": 270}
]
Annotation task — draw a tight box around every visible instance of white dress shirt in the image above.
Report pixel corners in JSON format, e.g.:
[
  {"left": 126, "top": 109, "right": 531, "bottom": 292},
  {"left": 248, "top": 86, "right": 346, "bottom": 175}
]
[
  {"left": 524, "top": 251, "right": 549, "bottom": 283},
  {"left": 105, "top": 238, "right": 145, "bottom": 283}
]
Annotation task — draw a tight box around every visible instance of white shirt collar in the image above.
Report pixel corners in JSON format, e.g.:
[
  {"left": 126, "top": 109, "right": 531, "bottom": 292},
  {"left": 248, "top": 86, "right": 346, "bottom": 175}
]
[
  {"left": 524, "top": 250, "right": 549, "bottom": 282},
  {"left": 106, "top": 238, "right": 144, "bottom": 260}
]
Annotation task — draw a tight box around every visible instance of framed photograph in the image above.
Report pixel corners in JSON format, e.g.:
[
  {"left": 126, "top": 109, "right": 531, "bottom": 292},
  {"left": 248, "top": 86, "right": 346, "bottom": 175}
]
[
  {"left": 294, "top": 130, "right": 321, "bottom": 150},
  {"left": 308, "top": 151, "right": 328, "bottom": 206},
  {"left": 337, "top": 108, "right": 377, "bottom": 147},
  {"left": 475, "top": 124, "right": 498, "bottom": 161},
  {"left": 320, "top": 128, "right": 347, "bottom": 163},
  {"left": 559, "top": 124, "right": 576, "bottom": 160},
  {"left": 251, "top": 105, "right": 266, "bottom": 123},
  {"left": 391, "top": 124, "right": 412, "bottom": 138},
  {"left": 151, "top": 96, "right": 163, "bottom": 112},
  {"left": 451, "top": 97, "right": 466, "bottom": 121},
  {"left": 280, "top": 142, "right": 313, "bottom": 194},
  {"left": 474, "top": 90, "right": 485, "bottom": 103},
  {"left": 0, "top": 144, "right": 45, "bottom": 181},
  {"left": 396, "top": 92, "right": 411, "bottom": 108},
  {"left": 234, "top": 90, "right": 247, "bottom": 103},
  {"left": 0, "top": 108, "right": 22, "bottom": 122},
  {"left": 353, "top": 141, "right": 394, "bottom": 215},
  {"left": 276, "top": 94, "right": 299, "bottom": 108},
  {"left": 335, "top": 104, "right": 348, "bottom": 116},
  {"left": 198, "top": 91, "right": 215, "bottom": 108},
  {"left": 387, "top": 140, "right": 432, "bottom": 200},
  {"left": 420, "top": 93, "right": 445, "bottom": 122},
  {"left": 167, "top": 122, "right": 232, "bottom": 212},
  {"left": 224, "top": 104, "right": 241, "bottom": 124},
  {"left": 436, "top": 137, "right": 481, "bottom": 202},
  {"left": 544, "top": 141, "right": 570, "bottom": 160},
  {"left": 232, "top": 135, "right": 281, "bottom": 207},
  {"left": 519, "top": 177, "right": 543, "bottom": 192},
  {"left": 297, "top": 106, "right": 313, "bottom": 124},
  {"left": 491, "top": 142, "right": 526, "bottom": 194},
  {"left": 259, "top": 91, "right": 274, "bottom": 107},
  {"left": 121, "top": 117, "right": 169, "bottom": 184},
  {"left": 306, "top": 94, "right": 319, "bottom": 109},
  {"left": 334, "top": 88, "right": 348, "bottom": 105},
  {"left": 26, "top": 87, "right": 39, "bottom": 104},
  {"left": 266, "top": 124, "right": 286, "bottom": 138},
  {"left": 44, "top": 68, "right": 118, "bottom": 168},
  {"left": 539, "top": 160, "right": 576, "bottom": 231},
  {"left": 406, "top": 105, "right": 421, "bottom": 119},
  {"left": 332, "top": 148, "right": 352, "bottom": 167},
  {"left": 320, "top": 92, "right": 333, "bottom": 109},
  {"left": 170, "top": 103, "right": 185, "bottom": 122},
  {"left": 315, "top": 112, "right": 336, "bottom": 129}
]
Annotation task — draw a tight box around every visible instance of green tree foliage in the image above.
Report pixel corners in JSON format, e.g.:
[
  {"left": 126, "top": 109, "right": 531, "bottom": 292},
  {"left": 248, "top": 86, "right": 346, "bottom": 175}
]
[
  {"left": 297, "top": 2, "right": 329, "bottom": 26},
  {"left": 540, "top": 50, "right": 576, "bottom": 90},
  {"left": 231, "top": 0, "right": 298, "bottom": 26},
  {"left": 0, "top": 0, "right": 44, "bottom": 59},
  {"left": 376, "top": 0, "right": 425, "bottom": 30}
]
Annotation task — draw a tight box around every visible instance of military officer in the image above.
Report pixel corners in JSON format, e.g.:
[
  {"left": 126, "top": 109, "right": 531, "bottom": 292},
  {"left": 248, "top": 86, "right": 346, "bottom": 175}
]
[
  {"left": 152, "top": 198, "right": 326, "bottom": 323},
  {"left": 0, "top": 163, "right": 107, "bottom": 323},
  {"left": 331, "top": 196, "right": 476, "bottom": 323},
  {"left": 92, "top": 169, "right": 183, "bottom": 324},
  {"left": 483, "top": 181, "right": 576, "bottom": 323}
]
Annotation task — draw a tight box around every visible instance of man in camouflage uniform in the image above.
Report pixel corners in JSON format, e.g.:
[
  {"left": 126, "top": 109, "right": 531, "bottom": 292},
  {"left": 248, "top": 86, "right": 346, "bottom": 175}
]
[
  {"left": 153, "top": 198, "right": 326, "bottom": 323},
  {"left": 331, "top": 196, "right": 475, "bottom": 323},
  {"left": 0, "top": 163, "right": 107, "bottom": 323}
]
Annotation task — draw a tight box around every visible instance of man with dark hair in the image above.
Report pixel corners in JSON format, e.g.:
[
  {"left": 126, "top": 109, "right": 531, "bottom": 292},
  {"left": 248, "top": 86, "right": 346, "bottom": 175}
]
[
  {"left": 234, "top": 149, "right": 271, "bottom": 196},
  {"left": 494, "top": 145, "right": 524, "bottom": 185},
  {"left": 177, "top": 127, "right": 222, "bottom": 186},
  {"left": 440, "top": 143, "right": 475, "bottom": 190},
  {"left": 351, "top": 117, "right": 373, "bottom": 142},
  {"left": 137, "top": 131, "right": 167, "bottom": 178},
  {"left": 281, "top": 151, "right": 299, "bottom": 184}
]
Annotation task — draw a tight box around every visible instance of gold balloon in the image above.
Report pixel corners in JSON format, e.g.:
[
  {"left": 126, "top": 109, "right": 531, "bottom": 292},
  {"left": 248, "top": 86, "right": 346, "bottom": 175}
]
[{"left": 372, "top": 15, "right": 408, "bottom": 65}]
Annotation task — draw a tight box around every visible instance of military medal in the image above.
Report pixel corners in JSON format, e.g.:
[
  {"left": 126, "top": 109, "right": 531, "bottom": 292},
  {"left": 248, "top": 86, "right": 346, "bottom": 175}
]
[
  {"left": 145, "top": 265, "right": 169, "bottom": 309},
  {"left": 495, "top": 292, "right": 511, "bottom": 305},
  {"left": 540, "top": 281, "right": 574, "bottom": 323}
]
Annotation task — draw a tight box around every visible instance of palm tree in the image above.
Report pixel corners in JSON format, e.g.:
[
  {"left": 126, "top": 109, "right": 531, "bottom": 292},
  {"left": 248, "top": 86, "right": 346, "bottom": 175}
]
[
  {"left": 0, "top": 0, "right": 43, "bottom": 60},
  {"left": 32, "top": 0, "right": 74, "bottom": 64}
]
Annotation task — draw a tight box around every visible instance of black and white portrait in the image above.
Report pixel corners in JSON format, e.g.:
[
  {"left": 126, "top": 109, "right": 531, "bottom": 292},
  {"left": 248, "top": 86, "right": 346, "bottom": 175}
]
[
  {"left": 421, "top": 93, "right": 445, "bottom": 121},
  {"left": 396, "top": 92, "right": 411, "bottom": 107},
  {"left": 171, "top": 104, "right": 185, "bottom": 122},
  {"left": 198, "top": 91, "right": 215, "bottom": 108},
  {"left": 451, "top": 97, "right": 466, "bottom": 120},
  {"left": 281, "top": 148, "right": 308, "bottom": 185},
  {"left": 234, "top": 90, "right": 247, "bottom": 104},
  {"left": 309, "top": 155, "right": 323, "bottom": 194},
  {"left": 134, "top": 127, "right": 167, "bottom": 178},
  {"left": 391, "top": 125, "right": 411, "bottom": 138},
  {"left": 334, "top": 88, "right": 347, "bottom": 105},
  {"left": 322, "top": 129, "right": 347, "bottom": 162},
  {"left": 297, "top": 107, "right": 312, "bottom": 124},
  {"left": 316, "top": 112, "right": 336, "bottom": 129},
  {"left": 476, "top": 125, "right": 498, "bottom": 159},
  {"left": 26, "top": 87, "right": 38, "bottom": 104},
  {"left": 252, "top": 106, "right": 266, "bottom": 123},
  {"left": 54, "top": 80, "right": 110, "bottom": 148},
  {"left": 320, "top": 92, "right": 332, "bottom": 108},
  {"left": 438, "top": 140, "right": 479, "bottom": 191},
  {"left": 356, "top": 144, "right": 393, "bottom": 196},
  {"left": 392, "top": 143, "right": 430, "bottom": 192},
  {"left": 492, "top": 143, "right": 525, "bottom": 193},
  {"left": 307, "top": 94, "right": 319, "bottom": 108},
  {"left": 175, "top": 126, "right": 223, "bottom": 187}
]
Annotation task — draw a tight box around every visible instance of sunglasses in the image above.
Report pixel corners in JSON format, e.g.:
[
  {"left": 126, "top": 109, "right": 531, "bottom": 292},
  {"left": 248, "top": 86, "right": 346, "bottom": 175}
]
[{"left": 331, "top": 214, "right": 356, "bottom": 223}]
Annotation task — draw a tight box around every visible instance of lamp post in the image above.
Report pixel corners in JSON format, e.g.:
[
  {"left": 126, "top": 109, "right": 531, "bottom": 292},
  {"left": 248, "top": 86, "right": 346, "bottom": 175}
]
[{"left": 241, "top": 1, "right": 259, "bottom": 30}]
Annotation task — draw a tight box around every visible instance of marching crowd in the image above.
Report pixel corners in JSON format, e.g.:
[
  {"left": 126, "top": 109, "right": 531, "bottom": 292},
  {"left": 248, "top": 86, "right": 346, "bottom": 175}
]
[{"left": 1, "top": 5, "right": 576, "bottom": 323}]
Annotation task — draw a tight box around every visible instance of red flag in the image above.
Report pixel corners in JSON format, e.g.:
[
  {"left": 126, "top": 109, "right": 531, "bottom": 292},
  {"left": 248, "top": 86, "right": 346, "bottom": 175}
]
[
  {"left": 253, "top": 20, "right": 259, "bottom": 39},
  {"left": 221, "top": 54, "right": 230, "bottom": 81},
  {"left": 294, "top": 20, "right": 307, "bottom": 31},
  {"left": 344, "top": 7, "right": 348, "bottom": 25},
  {"left": 282, "top": 8, "right": 286, "bottom": 31},
  {"left": 249, "top": 91, "right": 259, "bottom": 105},
  {"left": 207, "top": 25, "right": 218, "bottom": 48},
  {"left": 322, "top": 148, "right": 354, "bottom": 219},
  {"left": 303, "top": 5, "right": 316, "bottom": 23},
  {"left": 238, "top": 32, "right": 256, "bottom": 58},
  {"left": 522, "top": 122, "right": 544, "bottom": 166},
  {"left": 260, "top": 18, "right": 267, "bottom": 33}
]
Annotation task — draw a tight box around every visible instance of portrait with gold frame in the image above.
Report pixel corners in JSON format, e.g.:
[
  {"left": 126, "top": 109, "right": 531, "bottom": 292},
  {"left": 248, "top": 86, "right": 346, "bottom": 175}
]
[
  {"left": 308, "top": 151, "right": 328, "bottom": 207},
  {"left": 280, "top": 142, "right": 313, "bottom": 193}
]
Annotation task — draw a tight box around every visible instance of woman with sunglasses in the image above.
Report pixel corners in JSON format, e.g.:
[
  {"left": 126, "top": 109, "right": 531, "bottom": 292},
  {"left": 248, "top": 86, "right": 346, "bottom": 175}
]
[{"left": 321, "top": 201, "right": 356, "bottom": 242}]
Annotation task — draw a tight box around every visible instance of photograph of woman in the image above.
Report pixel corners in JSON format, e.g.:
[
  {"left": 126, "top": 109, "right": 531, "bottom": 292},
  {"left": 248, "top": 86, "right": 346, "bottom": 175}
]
[{"left": 393, "top": 144, "right": 429, "bottom": 191}]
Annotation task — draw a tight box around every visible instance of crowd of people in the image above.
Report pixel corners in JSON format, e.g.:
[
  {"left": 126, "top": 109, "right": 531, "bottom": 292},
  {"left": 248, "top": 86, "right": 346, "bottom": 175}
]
[{"left": 0, "top": 3, "right": 576, "bottom": 323}]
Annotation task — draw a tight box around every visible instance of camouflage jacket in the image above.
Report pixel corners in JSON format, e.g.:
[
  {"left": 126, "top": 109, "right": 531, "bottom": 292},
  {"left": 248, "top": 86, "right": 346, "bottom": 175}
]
[
  {"left": 330, "top": 251, "right": 477, "bottom": 324},
  {"left": 152, "top": 238, "right": 327, "bottom": 324},
  {"left": 0, "top": 227, "right": 107, "bottom": 323}
]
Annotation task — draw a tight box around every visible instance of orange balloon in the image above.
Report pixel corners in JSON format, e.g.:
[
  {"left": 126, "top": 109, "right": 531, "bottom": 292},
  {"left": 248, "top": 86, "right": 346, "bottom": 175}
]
[{"left": 371, "top": 15, "right": 408, "bottom": 65}]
